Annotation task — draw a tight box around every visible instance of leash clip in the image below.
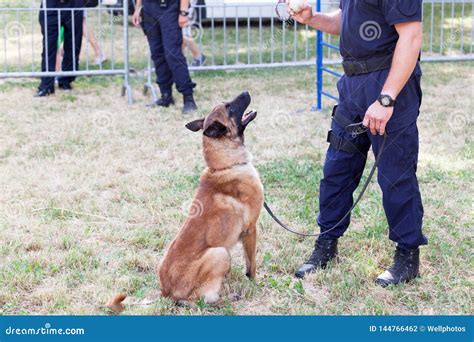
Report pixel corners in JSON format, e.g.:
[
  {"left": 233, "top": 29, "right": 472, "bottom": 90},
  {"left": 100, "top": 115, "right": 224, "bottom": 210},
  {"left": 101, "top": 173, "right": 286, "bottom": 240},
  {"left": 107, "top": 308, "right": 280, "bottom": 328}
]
[{"left": 346, "top": 122, "right": 368, "bottom": 138}]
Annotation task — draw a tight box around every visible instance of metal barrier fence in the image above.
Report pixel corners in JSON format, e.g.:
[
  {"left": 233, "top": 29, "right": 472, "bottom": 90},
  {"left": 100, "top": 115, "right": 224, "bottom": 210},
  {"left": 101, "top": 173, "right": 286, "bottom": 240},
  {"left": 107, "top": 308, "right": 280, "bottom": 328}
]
[
  {"left": 0, "top": 0, "right": 132, "bottom": 103},
  {"left": 0, "top": 1, "right": 472, "bottom": 105},
  {"left": 165, "top": 0, "right": 474, "bottom": 71},
  {"left": 144, "top": 1, "right": 473, "bottom": 102},
  {"left": 183, "top": 4, "right": 316, "bottom": 71}
]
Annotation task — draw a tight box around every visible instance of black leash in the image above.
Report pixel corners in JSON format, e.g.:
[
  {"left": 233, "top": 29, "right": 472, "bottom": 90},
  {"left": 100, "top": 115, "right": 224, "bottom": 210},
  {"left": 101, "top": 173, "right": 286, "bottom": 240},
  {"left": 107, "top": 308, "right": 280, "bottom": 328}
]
[{"left": 263, "top": 125, "right": 388, "bottom": 237}]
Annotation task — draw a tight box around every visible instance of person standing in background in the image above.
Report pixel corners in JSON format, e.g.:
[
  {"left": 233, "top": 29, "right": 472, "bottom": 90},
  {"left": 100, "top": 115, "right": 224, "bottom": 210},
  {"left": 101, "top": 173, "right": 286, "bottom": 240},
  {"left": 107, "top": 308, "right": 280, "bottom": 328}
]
[
  {"left": 37, "top": 0, "right": 84, "bottom": 97},
  {"left": 83, "top": 13, "right": 108, "bottom": 66},
  {"left": 133, "top": 0, "right": 197, "bottom": 114},
  {"left": 182, "top": 0, "right": 206, "bottom": 67}
]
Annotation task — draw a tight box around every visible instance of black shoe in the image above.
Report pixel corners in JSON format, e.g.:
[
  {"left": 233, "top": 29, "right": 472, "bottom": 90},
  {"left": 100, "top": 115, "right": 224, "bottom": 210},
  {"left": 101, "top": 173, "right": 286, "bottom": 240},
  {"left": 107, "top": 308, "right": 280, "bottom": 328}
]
[
  {"left": 295, "top": 237, "right": 338, "bottom": 279},
  {"left": 35, "top": 88, "right": 54, "bottom": 97},
  {"left": 155, "top": 93, "right": 175, "bottom": 107},
  {"left": 182, "top": 94, "right": 197, "bottom": 114},
  {"left": 58, "top": 83, "right": 73, "bottom": 91},
  {"left": 375, "top": 246, "right": 420, "bottom": 287}
]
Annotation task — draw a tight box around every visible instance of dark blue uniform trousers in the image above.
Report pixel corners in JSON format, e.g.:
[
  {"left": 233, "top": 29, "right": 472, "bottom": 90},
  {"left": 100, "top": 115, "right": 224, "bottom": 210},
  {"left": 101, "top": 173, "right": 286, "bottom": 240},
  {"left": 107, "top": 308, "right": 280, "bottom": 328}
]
[
  {"left": 142, "top": 0, "right": 195, "bottom": 96},
  {"left": 317, "top": 69, "right": 428, "bottom": 249},
  {"left": 39, "top": 0, "right": 83, "bottom": 90}
]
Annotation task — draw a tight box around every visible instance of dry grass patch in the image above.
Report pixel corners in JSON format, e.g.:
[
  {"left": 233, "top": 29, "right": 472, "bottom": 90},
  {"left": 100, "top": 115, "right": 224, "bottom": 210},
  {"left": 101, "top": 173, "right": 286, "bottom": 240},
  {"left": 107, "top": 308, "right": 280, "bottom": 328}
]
[{"left": 0, "top": 62, "right": 472, "bottom": 315}]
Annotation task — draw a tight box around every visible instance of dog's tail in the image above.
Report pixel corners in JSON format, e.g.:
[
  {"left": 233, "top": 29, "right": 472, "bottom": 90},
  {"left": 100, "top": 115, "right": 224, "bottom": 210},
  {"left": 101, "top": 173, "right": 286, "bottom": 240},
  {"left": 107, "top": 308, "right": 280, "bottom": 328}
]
[
  {"left": 105, "top": 293, "right": 164, "bottom": 314},
  {"left": 105, "top": 293, "right": 127, "bottom": 314}
]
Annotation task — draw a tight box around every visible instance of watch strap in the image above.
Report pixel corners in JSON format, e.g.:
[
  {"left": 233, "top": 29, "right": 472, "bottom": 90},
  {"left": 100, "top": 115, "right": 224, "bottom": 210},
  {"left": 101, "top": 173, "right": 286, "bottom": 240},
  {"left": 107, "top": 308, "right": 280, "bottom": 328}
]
[{"left": 378, "top": 94, "right": 396, "bottom": 107}]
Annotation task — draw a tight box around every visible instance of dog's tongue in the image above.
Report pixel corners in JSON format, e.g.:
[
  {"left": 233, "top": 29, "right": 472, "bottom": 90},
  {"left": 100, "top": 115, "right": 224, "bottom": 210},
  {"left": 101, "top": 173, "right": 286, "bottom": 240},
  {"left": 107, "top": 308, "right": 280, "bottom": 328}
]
[{"left": 242, "top": 110, "right": 257, "bottom": 124}]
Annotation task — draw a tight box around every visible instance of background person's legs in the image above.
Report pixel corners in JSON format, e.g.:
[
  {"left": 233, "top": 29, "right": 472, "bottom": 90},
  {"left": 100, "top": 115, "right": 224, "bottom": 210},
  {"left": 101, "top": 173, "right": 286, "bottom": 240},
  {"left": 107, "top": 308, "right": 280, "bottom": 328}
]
[
  {"left": 143, "top": 12, "right": 173, "bottom": 97},
  {"left": 182, "top": 35, "right": 201, "bottom": 59},
  {"left": 39, "top": 12, "right": 59, "bottom": 92},
  {"left": 182, "top": 30, "right": 205, "bottom": 66},
  {"left": 159, "top": 11, "right": 195, "bottom": 97},
  {"left": 58, "top": 9, "right": 83, "bottom": 88}
]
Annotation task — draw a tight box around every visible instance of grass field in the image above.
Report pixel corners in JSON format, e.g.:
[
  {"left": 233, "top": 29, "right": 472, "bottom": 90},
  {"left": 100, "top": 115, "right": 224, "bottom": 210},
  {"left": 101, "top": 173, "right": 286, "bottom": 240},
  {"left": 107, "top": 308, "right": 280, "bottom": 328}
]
[{"left": 0, "top": 61, "right": 473, "bottom": 315}]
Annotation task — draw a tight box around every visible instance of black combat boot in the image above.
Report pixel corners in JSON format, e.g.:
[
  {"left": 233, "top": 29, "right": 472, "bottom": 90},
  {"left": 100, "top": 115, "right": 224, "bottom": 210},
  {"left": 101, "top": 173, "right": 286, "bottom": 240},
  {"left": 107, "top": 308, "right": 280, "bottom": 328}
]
[
  {"left": 182, "top": 94, "right": 197, "bottom": 114},
  {"left": 155, "top": 92, "right": 175, "bottom": 107},
  {"left": 375, "top": 246, "right": 420, "bottom": 287},
  {"left": 295, "top": 237, "right": 338, "bottom": 279},
  {"left": 35, "top": 87, "right": 55, "bottom": 97},
  {"left": 58, "top": 83, "right": 73, "bottom": 91}
]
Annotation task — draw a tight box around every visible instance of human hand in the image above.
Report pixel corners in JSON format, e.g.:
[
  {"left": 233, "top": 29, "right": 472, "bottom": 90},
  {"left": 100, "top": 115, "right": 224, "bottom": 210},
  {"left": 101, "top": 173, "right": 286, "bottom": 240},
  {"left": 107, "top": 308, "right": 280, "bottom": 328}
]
[
  {"left": 362, "top": 100, "right": 394, "bottom": 135},
  {"left": 178, "top": 14, "right": 188, "bottom": 28},
  {"left": 288, "top": 3, "right": 313, "bottom": 25},
  {"left": 132, "top": 7, "right": 142, "bottom": 27}
]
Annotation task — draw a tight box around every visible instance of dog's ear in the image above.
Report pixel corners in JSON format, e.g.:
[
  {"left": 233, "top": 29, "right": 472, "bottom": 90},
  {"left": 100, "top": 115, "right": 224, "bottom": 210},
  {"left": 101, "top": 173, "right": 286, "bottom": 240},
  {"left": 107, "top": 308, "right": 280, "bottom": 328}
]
[
  {"left": 185, "top": 119, "right": 205, "bottom": 132},
  {"left": 203, "top": 121, "right": 228, "bottom": 138}
]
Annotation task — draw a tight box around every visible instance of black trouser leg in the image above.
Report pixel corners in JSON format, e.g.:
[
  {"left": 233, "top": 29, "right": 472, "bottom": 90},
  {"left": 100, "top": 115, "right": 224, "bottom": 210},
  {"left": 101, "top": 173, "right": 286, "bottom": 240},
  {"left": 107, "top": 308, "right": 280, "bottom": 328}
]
[
  {"left": 58, "top": 9, "right": 83, "bottom": 86},
  {"left": 39, "top": 11, "right": 59, "bottom": 90}
]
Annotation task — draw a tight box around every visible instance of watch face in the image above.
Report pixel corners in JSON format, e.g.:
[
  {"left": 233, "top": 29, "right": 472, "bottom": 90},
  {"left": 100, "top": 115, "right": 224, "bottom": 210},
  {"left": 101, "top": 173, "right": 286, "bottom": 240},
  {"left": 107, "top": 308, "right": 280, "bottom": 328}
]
[{"left": 381, "top": 96, "right": 390, "bottom": 106}]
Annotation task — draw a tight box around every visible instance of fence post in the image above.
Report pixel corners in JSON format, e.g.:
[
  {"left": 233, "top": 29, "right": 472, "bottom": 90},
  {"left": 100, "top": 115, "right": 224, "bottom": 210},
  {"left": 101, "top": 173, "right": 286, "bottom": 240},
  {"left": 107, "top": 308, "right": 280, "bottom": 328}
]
[
  {"left": 144, "top": 51, "right": 158, "bottom": 104},
  {"left": 312, "top": 0, "right": 323, "bottom": 111},
  {"left": 121, "top": 0, "right": 133, "bottom": 104}
]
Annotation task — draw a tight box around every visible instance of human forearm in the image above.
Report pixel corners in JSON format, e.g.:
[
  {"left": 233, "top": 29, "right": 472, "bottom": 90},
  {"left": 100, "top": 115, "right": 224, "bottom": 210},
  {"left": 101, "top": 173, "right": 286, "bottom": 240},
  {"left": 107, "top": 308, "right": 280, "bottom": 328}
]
[
  {"left": 363, "top": 22, "right": 423, "bottom": 135},
  {"left": 382, "top": 23, "right": 423, "bottom": 98},
  {"left": 135, "top": 0, "right": 142, "bottom": 11},
  {"left": 307, "top": 10, "right": 341, "bottom": 35},
  {"left": 180, "top": 0, "right": 189, "bottom": 11}
]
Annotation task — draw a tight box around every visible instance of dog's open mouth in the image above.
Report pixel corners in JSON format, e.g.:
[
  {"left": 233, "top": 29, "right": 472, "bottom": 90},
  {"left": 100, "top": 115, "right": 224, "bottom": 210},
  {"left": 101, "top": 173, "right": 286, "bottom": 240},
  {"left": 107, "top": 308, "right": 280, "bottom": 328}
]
[{"left": 242, "top": 110, "right": 257, "bottom": 125}]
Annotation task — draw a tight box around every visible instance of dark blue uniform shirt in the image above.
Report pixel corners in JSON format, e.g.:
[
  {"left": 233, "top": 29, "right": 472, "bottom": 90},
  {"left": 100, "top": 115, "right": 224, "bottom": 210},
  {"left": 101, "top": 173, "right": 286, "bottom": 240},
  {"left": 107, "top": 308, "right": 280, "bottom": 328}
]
[{"left": 339, "top": 0, "right": 422, "bottom": 61}]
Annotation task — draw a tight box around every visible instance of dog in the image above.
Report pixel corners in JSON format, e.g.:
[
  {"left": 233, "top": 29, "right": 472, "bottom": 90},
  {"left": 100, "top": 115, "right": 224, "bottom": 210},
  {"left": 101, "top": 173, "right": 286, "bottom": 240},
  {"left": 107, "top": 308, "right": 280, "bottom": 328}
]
[{"left": 158, "top": 91, "right": 264, "bottom": 305}]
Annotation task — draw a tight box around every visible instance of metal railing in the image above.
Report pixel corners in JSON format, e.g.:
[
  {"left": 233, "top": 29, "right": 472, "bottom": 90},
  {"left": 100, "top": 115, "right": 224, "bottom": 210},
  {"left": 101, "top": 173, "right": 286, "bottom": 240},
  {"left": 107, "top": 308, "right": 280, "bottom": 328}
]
[
  {"left": 0, "top": 1, "right": 472, "bottom": 105},
  {"left": 0, "top": 0, "right": 132, "bottom": 103}
]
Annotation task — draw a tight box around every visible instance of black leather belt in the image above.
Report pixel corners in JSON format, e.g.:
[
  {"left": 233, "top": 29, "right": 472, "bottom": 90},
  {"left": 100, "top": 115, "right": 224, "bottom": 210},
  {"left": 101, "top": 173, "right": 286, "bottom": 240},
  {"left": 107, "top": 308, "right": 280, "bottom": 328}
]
[{"left": 342, "top": 55, "right": 393, "bottom": 77}]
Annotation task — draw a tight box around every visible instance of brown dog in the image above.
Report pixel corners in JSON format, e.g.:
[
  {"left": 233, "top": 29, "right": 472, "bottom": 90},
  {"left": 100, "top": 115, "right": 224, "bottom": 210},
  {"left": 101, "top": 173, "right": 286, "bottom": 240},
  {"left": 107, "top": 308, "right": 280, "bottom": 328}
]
[{"left": 158, "top": 91, "right": 264, "bottom": 304}]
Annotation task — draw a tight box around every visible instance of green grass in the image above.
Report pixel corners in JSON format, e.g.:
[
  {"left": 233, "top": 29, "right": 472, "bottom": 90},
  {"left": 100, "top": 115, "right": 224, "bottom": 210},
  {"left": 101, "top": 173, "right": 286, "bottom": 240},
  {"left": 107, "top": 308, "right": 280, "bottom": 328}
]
[{"left": 0, "top": 62, "right": 472, "bottom": 315}]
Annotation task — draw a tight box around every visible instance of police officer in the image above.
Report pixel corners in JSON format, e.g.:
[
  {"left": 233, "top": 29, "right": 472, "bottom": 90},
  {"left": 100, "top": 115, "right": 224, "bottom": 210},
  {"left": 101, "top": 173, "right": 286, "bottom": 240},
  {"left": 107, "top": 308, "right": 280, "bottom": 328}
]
[
  {"left": 36, "top": 0, "right": 84, "bottom": 97},
  {"left": 291, "top": 0, "right": 426, "bottom": 286},
  {"left": 133, "top": 0, "right": 197, "bottom": 113}
]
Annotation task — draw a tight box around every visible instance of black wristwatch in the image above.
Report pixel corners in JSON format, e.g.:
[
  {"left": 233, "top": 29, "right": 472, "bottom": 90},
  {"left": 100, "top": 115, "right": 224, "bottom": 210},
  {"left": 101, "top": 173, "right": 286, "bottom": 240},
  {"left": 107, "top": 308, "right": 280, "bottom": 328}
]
[
  {"left": 378, "top": 94, "right": 396, "bottom": 107},
  {"left": 179, "top": 10, "right": 189, "bottom": 16}
]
